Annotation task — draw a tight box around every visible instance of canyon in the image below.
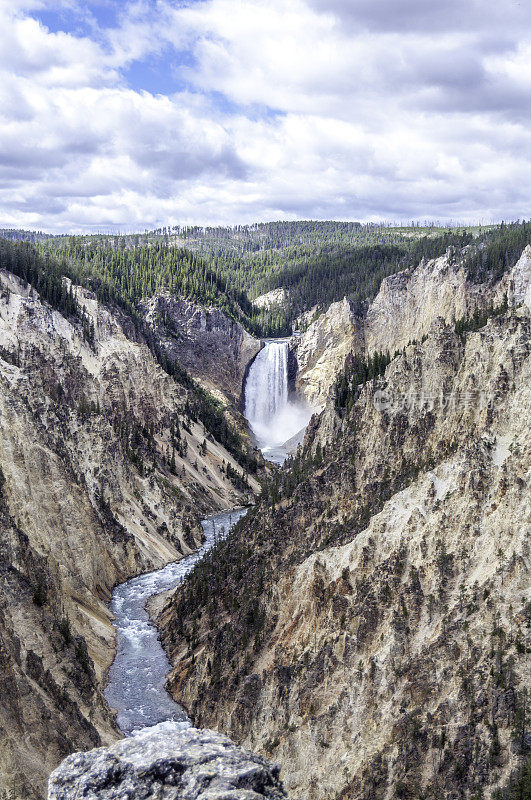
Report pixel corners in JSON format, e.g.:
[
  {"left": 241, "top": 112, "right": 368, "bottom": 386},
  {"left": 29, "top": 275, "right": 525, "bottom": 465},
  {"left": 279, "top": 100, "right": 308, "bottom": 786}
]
[
  {"left": 0, "top": 270, "right": 258, "bottom": 799},
  {"left": 0, "top": 232, "right": 529, "bottom": 800},
  {"left": 157, "top": 246, "right": 531, "bottom": 800}
]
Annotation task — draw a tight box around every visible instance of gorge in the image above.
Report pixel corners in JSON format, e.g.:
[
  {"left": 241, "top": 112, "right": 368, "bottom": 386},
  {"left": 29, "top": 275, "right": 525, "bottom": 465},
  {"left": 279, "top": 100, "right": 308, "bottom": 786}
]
[
  {"left": 157, "top": 241, "right": 531, "bottom": 800},
  {"left": 5, "top": 0, "right": 531, "bottom": 795},
  {"left": 103, "top": 509, "right": 248, "bottom": 736},
  {"left": 0, "top": 224, "right": 529, "bottom": 800}
]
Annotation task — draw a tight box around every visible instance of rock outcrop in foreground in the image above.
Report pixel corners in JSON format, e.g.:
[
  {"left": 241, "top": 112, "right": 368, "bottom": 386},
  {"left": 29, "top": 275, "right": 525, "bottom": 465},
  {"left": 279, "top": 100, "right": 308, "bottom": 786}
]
[{"left": 48, "top": 728, "right": 287, "bottom": 800}]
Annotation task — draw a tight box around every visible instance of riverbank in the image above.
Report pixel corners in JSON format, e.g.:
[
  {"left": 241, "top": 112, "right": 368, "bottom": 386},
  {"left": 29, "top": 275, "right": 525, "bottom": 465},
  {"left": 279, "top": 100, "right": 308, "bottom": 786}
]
[{"left": 104, "top": 508, "right": 249, "bottom": 735}]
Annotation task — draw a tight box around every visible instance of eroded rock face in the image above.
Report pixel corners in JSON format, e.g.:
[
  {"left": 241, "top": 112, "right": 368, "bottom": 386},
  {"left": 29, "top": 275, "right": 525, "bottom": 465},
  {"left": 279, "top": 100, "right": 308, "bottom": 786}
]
[
  {"left": 48, "top": 728, "right": 288, "bottom": 800},
  {"left": 140, "top": 293, "right": 261, "bottom": 404},
  {"left": 292, "top": 249, "right": 514, "bottom": 406},
  {"left": 363, "top": 251, "right": 506, "bottom": 354},
  {"left": 291, "top": 298, "right": 363, "bottom": 408},
  {"left": 0, "top": 271, "right": 256, "bottom": 799},
  {"left": 253, "top": 288, "right": 289, "bottom": 310},
  {"left": 159, "top": 301, "right": 531, "bottom": 800},
  {"left": 508, "top": 244, "right": 531, "bottom": 310}
]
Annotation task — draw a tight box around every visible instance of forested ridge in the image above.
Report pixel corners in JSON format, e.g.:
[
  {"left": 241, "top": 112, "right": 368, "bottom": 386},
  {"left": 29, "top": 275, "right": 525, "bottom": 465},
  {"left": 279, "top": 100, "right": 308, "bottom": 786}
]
[
  {"left": 0, "top": 228, "right": 55, "bottom": 243},
  {"left": 0, "top": 238, "right": 260, "bottom": 474},
  {"left": 1, "top": 220, "right": 530, "bottom": 338},
  {"left": 199, "top": 221, "right": 530, "bottom": 322}
]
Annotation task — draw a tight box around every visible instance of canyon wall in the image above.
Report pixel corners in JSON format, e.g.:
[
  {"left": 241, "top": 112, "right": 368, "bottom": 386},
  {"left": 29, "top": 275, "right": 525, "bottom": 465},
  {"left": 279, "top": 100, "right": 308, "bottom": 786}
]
[
  {"left": 0, "top": 271, "right": 255, "bottom": 800},
  {"left": 292, "top": 246, "right": 527, "bottom": 407},
  {"left": 140, "top": 293, "right": 262, "bottom": 405},
  {"left": 159, "top": 257, "right": 531, "bottom": 800},
  {"left": 291, "top": 298, "right": 363, "bottom": 409}
]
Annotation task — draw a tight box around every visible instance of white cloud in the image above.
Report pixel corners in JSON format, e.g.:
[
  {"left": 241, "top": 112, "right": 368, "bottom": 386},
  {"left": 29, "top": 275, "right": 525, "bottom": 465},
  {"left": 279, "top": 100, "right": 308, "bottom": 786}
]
[{"left": 0, "top": 0, "right": 530, "bottom": 231}]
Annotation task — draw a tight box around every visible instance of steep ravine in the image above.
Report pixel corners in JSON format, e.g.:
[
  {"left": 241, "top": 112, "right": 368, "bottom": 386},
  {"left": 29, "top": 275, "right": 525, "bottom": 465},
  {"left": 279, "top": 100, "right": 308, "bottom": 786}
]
[
  {"left": 44, "top": 508, "right": 291, "bottom": 800},
  {"left": 2, "top": 241, "right": 529, "bottom": 800},
  {"left": 158, "top": 267, "right": 531, "bottom": 799},
  {"left": 0, "top": 271, "right": 259, "bottom": 800}
]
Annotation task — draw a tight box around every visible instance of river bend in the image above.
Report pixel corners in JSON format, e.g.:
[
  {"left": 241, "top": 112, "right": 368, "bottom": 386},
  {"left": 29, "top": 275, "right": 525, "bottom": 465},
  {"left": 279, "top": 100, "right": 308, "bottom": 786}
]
[{"left": 104, "top": 508, "right": 248, "bottom": 735}]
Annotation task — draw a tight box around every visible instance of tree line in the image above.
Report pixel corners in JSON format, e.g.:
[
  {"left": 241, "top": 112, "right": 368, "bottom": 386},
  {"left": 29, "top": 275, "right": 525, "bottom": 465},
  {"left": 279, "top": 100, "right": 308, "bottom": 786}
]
[{"left": 2, "top": 220, "right": 530, "bottom": 342}]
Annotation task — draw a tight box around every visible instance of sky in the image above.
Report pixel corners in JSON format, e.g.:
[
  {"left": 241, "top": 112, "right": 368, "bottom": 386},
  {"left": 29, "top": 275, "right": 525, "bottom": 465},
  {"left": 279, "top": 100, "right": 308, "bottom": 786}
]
[{"left": 1, "top": 0, "right": 531, "bottom": 232}]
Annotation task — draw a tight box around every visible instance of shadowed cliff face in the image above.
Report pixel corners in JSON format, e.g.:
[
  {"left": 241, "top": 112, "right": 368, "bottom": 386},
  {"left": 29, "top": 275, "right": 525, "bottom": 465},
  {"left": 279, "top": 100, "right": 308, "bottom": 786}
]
[
  {"left": 140, "top": 293, "right": 262, "bottom": 406},
  {"left": 158, "top": 261, "right": 530, "bottom": 800},
  {"left": 0, "top": 271, "right": 256, "bottom": 800},
  {"left": 292, "top": 245, "right": 530, "bottom": 408}
]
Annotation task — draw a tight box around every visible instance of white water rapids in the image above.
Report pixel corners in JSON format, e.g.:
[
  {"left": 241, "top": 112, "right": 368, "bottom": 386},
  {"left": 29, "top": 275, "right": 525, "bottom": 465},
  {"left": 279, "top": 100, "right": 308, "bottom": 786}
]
[
  {"left": 244, "top": 339, "right": 313, "bottom": 464},
  {"left": 104, "top": 508, "right": 248, "bottom": 736}
]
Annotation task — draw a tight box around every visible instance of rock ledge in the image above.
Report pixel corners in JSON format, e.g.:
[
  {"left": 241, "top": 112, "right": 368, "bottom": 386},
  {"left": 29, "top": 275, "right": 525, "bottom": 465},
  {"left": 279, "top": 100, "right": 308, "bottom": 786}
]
[{"left": 48, "top": 727, "right": 287, "bottom": 800}]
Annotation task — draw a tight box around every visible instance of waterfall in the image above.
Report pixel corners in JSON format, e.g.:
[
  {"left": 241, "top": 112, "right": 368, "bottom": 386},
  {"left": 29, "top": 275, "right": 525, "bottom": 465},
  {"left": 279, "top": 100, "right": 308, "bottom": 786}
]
[
  {"left": 244, "top": 340, "right": 313, "bottom": 463},
  {"left": 245, "top": 341, "right": 289, "bottom": 428}
]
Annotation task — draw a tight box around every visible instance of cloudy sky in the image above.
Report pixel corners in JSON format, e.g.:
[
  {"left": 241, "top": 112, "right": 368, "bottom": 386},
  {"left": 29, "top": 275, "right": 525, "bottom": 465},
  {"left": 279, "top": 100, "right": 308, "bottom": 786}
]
[{"left": 1, "top": 0, "right": 531, "bottom": 231}]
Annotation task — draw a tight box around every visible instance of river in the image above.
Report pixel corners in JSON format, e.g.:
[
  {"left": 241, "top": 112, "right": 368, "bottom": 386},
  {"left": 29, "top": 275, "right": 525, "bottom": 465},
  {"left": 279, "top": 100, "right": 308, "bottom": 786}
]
[{"left": 104, "top": 508, "right": 248, "bottom": 735}]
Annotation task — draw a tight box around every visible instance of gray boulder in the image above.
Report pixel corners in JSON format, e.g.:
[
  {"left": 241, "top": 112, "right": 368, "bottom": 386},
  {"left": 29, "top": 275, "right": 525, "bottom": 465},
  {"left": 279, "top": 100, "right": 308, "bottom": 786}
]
[{"left": 48, "top": 727, "right": 287, "bottom": 800}]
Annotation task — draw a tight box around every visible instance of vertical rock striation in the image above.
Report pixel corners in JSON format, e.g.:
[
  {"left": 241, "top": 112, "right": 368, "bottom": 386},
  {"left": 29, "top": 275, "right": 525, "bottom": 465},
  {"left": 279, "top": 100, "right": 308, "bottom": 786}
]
[
  {"left": 158, "top": 254, "right": 531, "bottom": 800},
  {"left": 0, "top": 270, "right": 256, "bottom": 799},
  {"left": 291, "top": 298, "right": 363, "bottom": 408},
  {"left": 292, "top": 247, "right": 520, "bottom": 407},
  {"left": 140, "top": 293, "right": 262, "bottom": 405}
]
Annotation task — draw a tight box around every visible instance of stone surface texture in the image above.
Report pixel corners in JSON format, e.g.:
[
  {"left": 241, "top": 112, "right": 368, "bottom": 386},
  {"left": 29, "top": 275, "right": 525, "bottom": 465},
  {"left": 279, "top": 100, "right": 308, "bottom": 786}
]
[
  {"left": 140, "top": 293, "right": 261, "bottom": 404},
  {"left": 252, "top": 288, "right": 289, "bottom": 310},
  {"left": 48, "top": 728, "right": 287, "bottom": 800},
  {"left": 292, "top": 247, "right": 517, "bottom": 406},
  {"left": 159, "top": 252, "right": 531, "bottom": 800}
]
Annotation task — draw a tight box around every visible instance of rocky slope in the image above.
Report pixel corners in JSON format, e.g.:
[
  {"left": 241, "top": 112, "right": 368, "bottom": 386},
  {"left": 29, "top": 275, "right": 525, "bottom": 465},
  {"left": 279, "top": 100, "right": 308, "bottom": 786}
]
[
  {"left": 291, "top": 298, "right": 363, "bottom": 407},
  {"left": 292, "top": 245, "right": 528, "bottom": 407},
  {"left": 140, "top": 293, "right": 262, "bottom": 405},
  {"left": 0, "top": 270, "right": 257, "bottom": 800},
  {"left": 253, "top": 288, "right": 290, "bottom": 311},
  {"left": 48, "top": 727, "right": 288, "bottom": 800},
  {"left": 158, "top": 261, "right": 530, "bottom": 800}
]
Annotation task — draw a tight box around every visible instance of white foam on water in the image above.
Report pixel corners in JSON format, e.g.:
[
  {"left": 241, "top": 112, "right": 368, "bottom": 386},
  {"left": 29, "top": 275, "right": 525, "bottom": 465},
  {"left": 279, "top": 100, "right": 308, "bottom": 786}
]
[
  {"left": 131, "top": 719, "right": 192, "bottom": 738},
  {"left": 104, "top": 509, "right": 248, "bottom": 735},
  {"left": 244, "top": 340, "right": 313, "bottom": 462}
]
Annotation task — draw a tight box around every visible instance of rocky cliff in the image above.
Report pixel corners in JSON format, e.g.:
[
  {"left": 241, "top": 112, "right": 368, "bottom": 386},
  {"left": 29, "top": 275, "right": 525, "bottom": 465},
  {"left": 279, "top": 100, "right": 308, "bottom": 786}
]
[
  {"left": 253, "top": 288, "right": 290, "bottom": 311},
  {"left": 158, "top": 259, "right": 530, "bottom": 800},
  {"left": 140, "top": 293, "right": 262, "bottom": 405},
  {"left": 292, "top": 245, "right": 526, "bottom": 407},
  {"left": 48, "top": 727, "right": 287, "bottom": 800},
  {"left": 291, "top": 298, "right": 363, "bottom": 408},
  {"left": 0, "top": 270, "right": 257, "bottom": 800}
]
